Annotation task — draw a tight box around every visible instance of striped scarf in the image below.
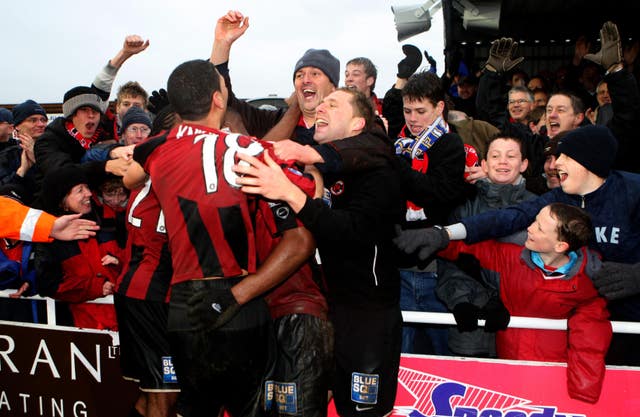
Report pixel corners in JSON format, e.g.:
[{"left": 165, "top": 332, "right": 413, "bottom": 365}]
[{"left": 394, "top": 116, "right": 449, "bottom": 221}]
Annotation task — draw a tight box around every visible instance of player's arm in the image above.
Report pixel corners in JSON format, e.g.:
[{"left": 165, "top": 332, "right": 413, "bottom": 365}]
[{"left": 232, "top": 225, "right": 314, "bottom": 305}]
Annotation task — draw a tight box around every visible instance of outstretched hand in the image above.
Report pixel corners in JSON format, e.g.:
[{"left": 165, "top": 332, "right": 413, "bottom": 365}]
[
  {"left": 393, "top": 225, "right": 450, "bottom": 260},
  {"left": 584, "top": 21, "right": 622, "bottom": 71},
  {"left": 50, "top": 214, "right": 99, "bottom": 241},
  {"left": 215, "top": 10, "right": 250, "bottom": 45},
  {"left": 485, "top": 38, "right": 524, "bottom": 73}
]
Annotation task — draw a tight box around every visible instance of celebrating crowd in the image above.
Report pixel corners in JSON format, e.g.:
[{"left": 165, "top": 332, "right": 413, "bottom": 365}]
[{"left": 2, "top": 10, "right": 640, "bottom": 417}]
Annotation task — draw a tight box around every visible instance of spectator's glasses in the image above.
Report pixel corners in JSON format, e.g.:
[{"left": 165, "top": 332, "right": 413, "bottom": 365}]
[
  {"left": 102, "top": 189, "right": 127, "bottom": 198},
  {"left": 508, "top": 99, "right": 530, "bottom": 105},
  {"left": 126, "top": 126, "right": 151, "bottom": 135}
]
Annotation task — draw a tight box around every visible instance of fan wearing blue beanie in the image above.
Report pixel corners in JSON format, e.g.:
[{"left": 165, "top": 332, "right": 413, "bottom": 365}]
[
  {"left": 120, "top": 106, "right": 152, "bottom": 145},
  {"left": 12, "top": 100, "right": 48, "bottom": 140}
]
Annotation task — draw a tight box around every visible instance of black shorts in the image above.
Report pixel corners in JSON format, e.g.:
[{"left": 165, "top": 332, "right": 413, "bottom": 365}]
[
  {"left": 331, "top": 303, "right": 402, "bottom": 417},
  {"left": 114, "top": 294, "right": 180, "bottom": 392},
  {"left": 168, "top": 278, "right": 276, "bottom": 417},
  {"left": 265, "top": 313, "right": 334, "bottom": 416}
]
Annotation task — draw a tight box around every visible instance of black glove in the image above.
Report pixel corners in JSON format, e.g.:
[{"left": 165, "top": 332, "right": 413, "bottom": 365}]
[
  {"left": 485, "top": 38, "right": 524, "bottom": 73},
  {"left": 453, "top": 302, "right": 480, "bottom": 332},
  {"left": 584, "top": 21, "right": 622, "bottom": 70},
  {"left": 397, "top": 44, "right": 423, "bottom": 79},
  {"left": 424, "top": 50, "right": 437, "bottom": 72},
  {"left": 591, "top": 261, "right": 640, "bottom": 300},
  {"left": 480, "top": 297, "right": 510, "bottom": 332},
  {"left": 393, "top": 225, "right": 450, "bottom": 261},
  {"left": 147, "top": 88, "right": 170, "bottom": 115},
  {"left": 186, "top": 287, "right": 240, "bottom": 331}
]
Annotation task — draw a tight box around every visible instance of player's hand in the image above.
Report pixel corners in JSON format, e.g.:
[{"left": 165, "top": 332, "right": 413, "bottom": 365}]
[{"left": 186, "top": 287, "right": 240, "bottom": 331}]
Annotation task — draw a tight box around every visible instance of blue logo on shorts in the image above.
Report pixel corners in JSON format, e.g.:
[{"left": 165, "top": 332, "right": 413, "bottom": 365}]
[
  {"left": 264, "top": 380, "right": 297, "bottom": 414},
  {"left": 161, "top": 356, "right": 178, "bottom": 383},
  {"left": 351, "top": 372, "right": 379, "bottom": 404}
]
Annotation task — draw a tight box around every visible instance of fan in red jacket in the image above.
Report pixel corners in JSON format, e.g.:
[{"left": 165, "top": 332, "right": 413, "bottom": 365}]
[
  {"left": 437, "top": 203, "right": 611, "bottom": 404},
  {"left": 35, "top": 166, "right": 121, "bottom": 330}
]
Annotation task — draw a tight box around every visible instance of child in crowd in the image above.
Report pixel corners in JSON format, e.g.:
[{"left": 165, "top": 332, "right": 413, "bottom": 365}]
[{"left": 437, "top": 203, "right": 611, "bottom": 404}]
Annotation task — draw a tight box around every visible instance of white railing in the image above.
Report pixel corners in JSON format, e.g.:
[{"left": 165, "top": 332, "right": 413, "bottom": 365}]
[
  {"left": 1, "top": 289, "right": 638, "bottom": 334},
  {"left": 402, "top": 311, "right": 640, "bottom": 334},
  {"left": 0, "top": 290, "right": 113, "bottom": 326}
]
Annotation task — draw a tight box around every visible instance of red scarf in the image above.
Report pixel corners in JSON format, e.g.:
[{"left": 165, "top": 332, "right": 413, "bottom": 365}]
[{"left": 65, "top": 120, "right": 100, "bottom": 150}]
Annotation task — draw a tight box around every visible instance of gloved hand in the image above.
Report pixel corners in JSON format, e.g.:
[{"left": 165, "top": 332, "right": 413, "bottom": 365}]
[
  {"left": 424, "top": 50, "right": 437, "bottom": 72},
  {"left": 584, "top": 21, "right": 622, "bottom": 70},
  {"left": 591, "top": 261, "right": 640, "bottom": 300},
  {"left": 453, "top": 302, "right": 480, "bottom": 332},
  {"left": 480, "top": 297, "right": 510, "bottom": 332},
  {"left": 485, "top": 38, "right": 524, "bottom": 73},
  {"left": 147, "top": 88, "right": 170, "bottom": 115},
  {"left": 186, "top": 287, "right": 240, "bottom": 331},
  {"left": 393, "top": 225, "right": 450, "bottom": 261},
  {"left": 397, "top": 44, "right": 423, "bottom": 79}
]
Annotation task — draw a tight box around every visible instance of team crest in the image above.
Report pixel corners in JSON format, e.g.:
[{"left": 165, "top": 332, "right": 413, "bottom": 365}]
[{"left": 330, "top": 180, "right": 345, "bottom": 196}]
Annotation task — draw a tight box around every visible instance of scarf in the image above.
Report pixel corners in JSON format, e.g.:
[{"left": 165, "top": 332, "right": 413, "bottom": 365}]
[
  {"left": 394, "top": 116, "right": 449, "bottom": 221},
  {"left": 65, "top": 120, "right": 100, "bottom": 150}
]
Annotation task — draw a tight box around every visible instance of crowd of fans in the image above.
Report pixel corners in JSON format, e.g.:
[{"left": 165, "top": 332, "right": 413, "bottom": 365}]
[{"left": 1, "top": 10, "right": 640, "bottom": 417}]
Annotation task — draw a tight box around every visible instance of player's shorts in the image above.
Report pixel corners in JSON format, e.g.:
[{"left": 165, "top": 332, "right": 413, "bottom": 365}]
[
  {"left": 114, "top": 293, "right": 180, "bottom": 392},
  {"left": 264, "top": 313, "right": 334, "bottom": 416},
  {"left": 168, "top": 278, "right": 276, "bottom": 417},
  {"left": 331, "top": 303, "right": 402, "bottom": 417}
]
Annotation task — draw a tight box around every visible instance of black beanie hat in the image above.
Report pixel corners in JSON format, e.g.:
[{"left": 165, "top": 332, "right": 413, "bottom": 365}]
[
  {"left": 12, "top": 100, "right": 47, "bottom": 126},
  {"left": 556, "top": 125, "right": 618, "bottom": 178},
  {"left": 121, "top": 106, "right": 152, "bottom": 132},
  {"left": 62, "top": 86, "right": 108, "bottom": 118},
  {"left": 293, "top": 49, "right": 340, "bottom": 87},
  {"left": 41, "top": 166, "right": 89, "bottom": 215}
]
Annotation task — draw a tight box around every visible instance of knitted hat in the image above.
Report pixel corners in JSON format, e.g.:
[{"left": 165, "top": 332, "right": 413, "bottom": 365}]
[
  {"left": 12, "top": 100, "right": 46, "bottom": 126},
  {"left": 0, "top": 108, "right": 13, "bottom": 124},
  {"left": 41, "top": 166, "right": 89, "bottom": 214},
  {"left": 293, "top": 49, "right": 340, "bottom": 87},
  {"left": 121, "top": 106, "right": 152, "bottom": 132},
  {"left": 62, "top": 86, "right": 108, "bottom": 118},
  {"left": 543, "top": 135, "right": 561, "bottom": 157},
  {"left": 556, "top": 125, "right": 618, "bottom": 178}
]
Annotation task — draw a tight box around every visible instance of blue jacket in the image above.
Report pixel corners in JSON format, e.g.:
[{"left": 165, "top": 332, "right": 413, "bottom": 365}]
[
  {"left": 462, "top": 170, "right": 640, "bottom": 321},
  {"left": 462, "top": 170, "right": 640, "bottom": 264}
]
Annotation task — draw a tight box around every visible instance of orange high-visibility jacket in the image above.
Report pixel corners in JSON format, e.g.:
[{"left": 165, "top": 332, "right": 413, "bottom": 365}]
[{"left": 0, "top": 197, "right": 55, "bottom": 242}]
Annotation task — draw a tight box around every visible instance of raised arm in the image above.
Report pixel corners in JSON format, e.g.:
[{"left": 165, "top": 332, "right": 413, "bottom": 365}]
[{"left": 92, "top": 34, "right": 150, "bottom": 98}]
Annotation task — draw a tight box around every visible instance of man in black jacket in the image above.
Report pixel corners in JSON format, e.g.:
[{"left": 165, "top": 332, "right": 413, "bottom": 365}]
[
  {"left": 235, "top": 88, "right": 404, "bottom": 417},
  {"left": 383, "top": 70, "right": 467, "bottom": 355}
]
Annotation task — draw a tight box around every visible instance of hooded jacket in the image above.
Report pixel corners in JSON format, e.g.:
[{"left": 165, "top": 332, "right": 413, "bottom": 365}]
[{"left": 440, "top": 241, "right": 611, "bottom": 404}]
